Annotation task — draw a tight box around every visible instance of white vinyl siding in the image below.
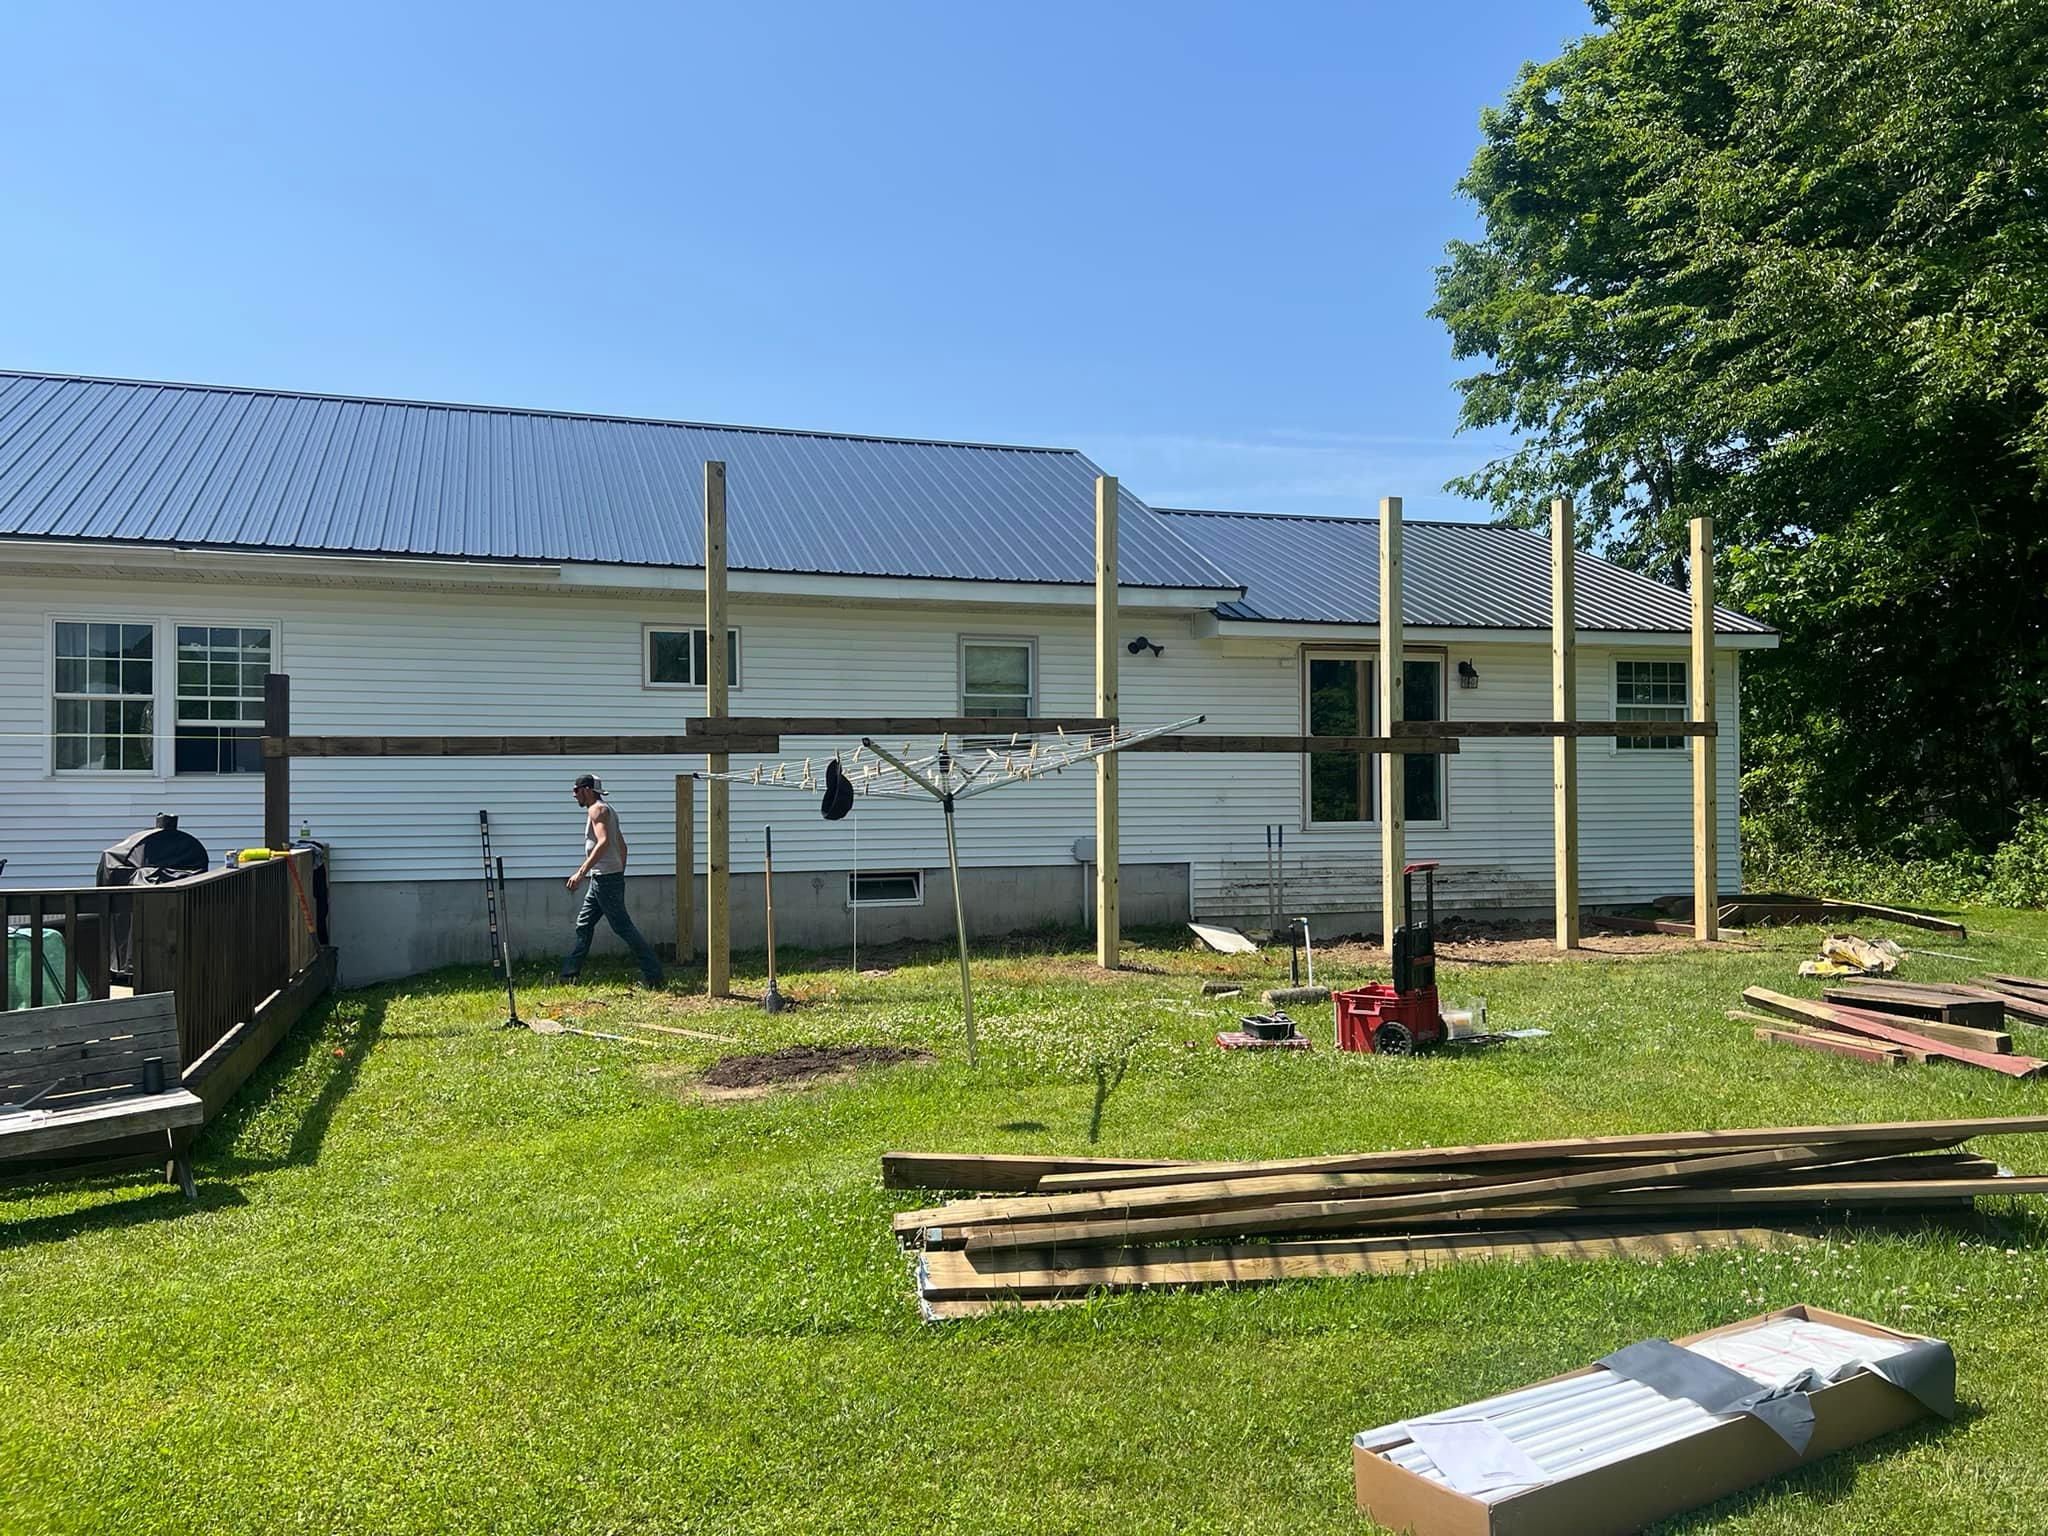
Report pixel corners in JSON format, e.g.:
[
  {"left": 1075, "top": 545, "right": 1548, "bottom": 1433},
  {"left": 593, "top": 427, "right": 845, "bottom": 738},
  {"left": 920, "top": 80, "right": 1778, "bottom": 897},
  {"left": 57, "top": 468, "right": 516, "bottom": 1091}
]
[{"left": 0, "top": 574, "right": 1742, "bottom": 925}]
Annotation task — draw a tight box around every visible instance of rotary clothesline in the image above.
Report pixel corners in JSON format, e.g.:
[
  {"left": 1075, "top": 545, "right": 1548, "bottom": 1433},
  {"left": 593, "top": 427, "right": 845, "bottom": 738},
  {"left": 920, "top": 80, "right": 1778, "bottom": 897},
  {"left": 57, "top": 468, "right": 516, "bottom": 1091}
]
[
  {"left": 691, "top": 715, "right": 1205, "bottom": 1064},
  {"left": 689, "top": 715, "right": 1204, "bottom": 803}
]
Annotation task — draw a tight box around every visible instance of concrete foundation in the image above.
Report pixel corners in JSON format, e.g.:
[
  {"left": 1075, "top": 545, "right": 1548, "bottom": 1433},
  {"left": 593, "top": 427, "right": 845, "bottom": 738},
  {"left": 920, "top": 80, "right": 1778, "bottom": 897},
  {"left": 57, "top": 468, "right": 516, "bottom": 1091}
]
[{"left": 328, "top": 861, "right": 1191, "bottom": 987}]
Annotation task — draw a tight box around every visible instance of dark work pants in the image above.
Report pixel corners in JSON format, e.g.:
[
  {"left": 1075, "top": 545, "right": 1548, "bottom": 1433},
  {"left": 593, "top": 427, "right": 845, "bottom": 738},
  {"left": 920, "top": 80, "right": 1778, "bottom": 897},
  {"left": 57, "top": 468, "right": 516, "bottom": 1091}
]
[{"left": 561, "top": 871, "right": 664, "bottom": 985}]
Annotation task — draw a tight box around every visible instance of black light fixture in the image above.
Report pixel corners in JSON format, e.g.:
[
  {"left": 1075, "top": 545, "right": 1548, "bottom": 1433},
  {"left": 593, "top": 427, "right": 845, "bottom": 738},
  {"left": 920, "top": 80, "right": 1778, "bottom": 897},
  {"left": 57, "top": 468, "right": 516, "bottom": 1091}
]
[
  {"left": 1126, "top": 636, "right": 1164, "bottom": 658},
  {"left": 1457, "top": 659, "right": 1480, "bottom": 689}
]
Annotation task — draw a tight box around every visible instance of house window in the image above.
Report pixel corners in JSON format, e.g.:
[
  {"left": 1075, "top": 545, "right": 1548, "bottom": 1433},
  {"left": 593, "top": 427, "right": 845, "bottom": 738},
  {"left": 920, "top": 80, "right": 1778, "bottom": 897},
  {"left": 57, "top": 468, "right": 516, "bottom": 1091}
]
[
  {"left": 1402, "top": 657, "right": 1446, "bottom": 820},
  {"left": 849, "top": 870, "right": 923, "bottom": 907},
  {"left": 52, "top": 620, "right": 155, "bottom": 772},
  {"left": 960, "top": 639, "right": 1034, "bottom": 719},
  {"left": 1616, "top": 659, "right": 1687, "bottom": 750},
  {"left": 645, "top": 626, "right": 740, "bottom": 689},
  {"left": 1304, "top": 652, "right": 1446, "bottom": 823},
  {"left": 1306, "top": 655, "right": 1371, "bottom": 822},
  {"left": 175, "top": 624, "right": 272, "bottom": 774}
]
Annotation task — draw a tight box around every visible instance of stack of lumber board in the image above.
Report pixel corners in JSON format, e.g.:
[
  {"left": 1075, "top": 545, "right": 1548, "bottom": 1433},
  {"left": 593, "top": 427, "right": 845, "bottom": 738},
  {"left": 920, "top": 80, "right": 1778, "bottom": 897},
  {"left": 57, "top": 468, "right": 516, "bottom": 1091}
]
[
  {"left": 1741, "top": 987, "right": 2045, "bottom": 1076},
  {"left": 1658, "top": 892, "right": 1967, "bottom": 936},
  {"left": 885, "top": 1116, "right": 2048, "bottom": 1316},
  {"left": 1975, "top": 973, "right": 2048, "bottom": 1025}
]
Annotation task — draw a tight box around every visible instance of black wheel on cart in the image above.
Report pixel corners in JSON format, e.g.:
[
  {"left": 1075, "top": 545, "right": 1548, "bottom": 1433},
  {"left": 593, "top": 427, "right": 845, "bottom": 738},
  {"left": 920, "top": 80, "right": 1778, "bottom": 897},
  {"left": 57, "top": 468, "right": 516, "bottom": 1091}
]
[{"left": 1373, "top": 1021, "right": 1416, "bottom": 1055}]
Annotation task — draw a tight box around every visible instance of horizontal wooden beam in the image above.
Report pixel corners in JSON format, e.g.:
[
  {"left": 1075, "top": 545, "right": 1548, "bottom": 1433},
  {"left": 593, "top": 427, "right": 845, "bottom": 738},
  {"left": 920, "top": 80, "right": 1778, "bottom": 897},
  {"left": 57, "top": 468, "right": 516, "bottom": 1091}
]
[
  {"left": 268, "top": 734, "right": 781, "bottom": 758},
  {"left": 1120, "top": 735, "right": 1460, "bottom": 755},
  {"left": 688, "top": 715, "right": 1116, "bottom": 737},
  {"left": 1393, "top": 720, "right": 1718, "bottom": 739},
  {"left": 267, "top": 721, "right": 1710, "bottom": 758}
]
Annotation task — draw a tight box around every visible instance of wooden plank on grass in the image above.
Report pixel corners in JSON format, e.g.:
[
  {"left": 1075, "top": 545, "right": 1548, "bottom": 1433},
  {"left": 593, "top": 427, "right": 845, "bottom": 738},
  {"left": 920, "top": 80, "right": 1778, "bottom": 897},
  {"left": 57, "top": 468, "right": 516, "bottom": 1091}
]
[
  {"left": 918, "top": 1223, "right": 1814, "bottom": 1302},
  {"left": 1029, "top": 1115, "right": 2048, "bottom": 1193},
  {"left": 1585, "top": 1176, "right": 2048, "bottom": 1210},
  {"left": 906, "top": 1161, "right": 1689, "bottom": 1233},
  {"left": 1977, "top": 985, "right": 2048, "bottom": 1024},
  {"left": 880, "top": 1150, "right": 1186, "bottom": 1193},
  {"left": 1743, "top": 989, "right": 2042, "bottom": 1077},
  {"left": 1982, "top": 974, "right": 2048, "bottom": 998},
  {"left": 1824, "top": 984, "right": 2006, "bottom": 1035},
  {"left": 950, "top": 1142, "right": 1872, "bottom": 1252},
  {"left": 1754, "top": 1026, "right": 1907, "bottom": 1067}
]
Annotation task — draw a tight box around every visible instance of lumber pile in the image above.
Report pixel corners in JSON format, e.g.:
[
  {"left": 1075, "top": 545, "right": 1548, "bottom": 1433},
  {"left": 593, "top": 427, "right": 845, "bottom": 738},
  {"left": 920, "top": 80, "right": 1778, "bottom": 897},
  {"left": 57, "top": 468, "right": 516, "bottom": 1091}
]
[
  {"left": 884, "top": 1117, "right": 2048, "bottom": 1316},
  {"left": 1743, "top": 987, "right": 2044, "bottom": 1076}
]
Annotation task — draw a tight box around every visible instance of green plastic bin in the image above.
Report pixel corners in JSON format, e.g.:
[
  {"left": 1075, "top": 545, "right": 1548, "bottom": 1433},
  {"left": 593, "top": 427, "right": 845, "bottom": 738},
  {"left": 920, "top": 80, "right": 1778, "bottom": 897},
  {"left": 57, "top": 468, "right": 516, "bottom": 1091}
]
[{"left": 5, "top": 924, "right": 83, "bottom": 1010}]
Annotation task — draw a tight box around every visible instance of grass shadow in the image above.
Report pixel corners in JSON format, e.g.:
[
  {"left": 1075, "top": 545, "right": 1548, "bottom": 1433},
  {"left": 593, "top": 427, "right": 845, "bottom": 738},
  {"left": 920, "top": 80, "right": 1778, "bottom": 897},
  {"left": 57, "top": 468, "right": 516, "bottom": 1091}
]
[
  {"left": 0, "top": 1180, "right": 249, "bottom": 1251},
  {"left": 1659, "top": 1403, "right": 1972, "bottom": 1532},
  {"left": 200, "top": 993, "right": 388, "bottom": 1177}
]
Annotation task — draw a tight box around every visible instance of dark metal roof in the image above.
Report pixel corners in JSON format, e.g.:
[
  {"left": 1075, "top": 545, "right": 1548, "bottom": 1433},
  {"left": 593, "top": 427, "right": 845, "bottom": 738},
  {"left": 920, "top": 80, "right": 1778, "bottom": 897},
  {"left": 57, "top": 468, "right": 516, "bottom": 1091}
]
[
  {"left": 0, "top": 372, "right": 1242, "bottom": 591},
  {"left": 1159, "top": 507, "right": 1773, "bottom": 635}
]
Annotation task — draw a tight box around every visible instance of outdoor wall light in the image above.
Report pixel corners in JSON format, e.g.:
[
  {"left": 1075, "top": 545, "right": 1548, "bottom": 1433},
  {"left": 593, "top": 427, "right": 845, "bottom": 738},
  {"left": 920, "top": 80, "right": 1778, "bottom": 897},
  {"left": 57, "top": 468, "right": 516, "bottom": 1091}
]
[
  {"left": 1126, "top": 636, "right": 1165, "bottom": 657},
  {"left": 1457, "top": 659, "right": 1480, "bottom": 688}
]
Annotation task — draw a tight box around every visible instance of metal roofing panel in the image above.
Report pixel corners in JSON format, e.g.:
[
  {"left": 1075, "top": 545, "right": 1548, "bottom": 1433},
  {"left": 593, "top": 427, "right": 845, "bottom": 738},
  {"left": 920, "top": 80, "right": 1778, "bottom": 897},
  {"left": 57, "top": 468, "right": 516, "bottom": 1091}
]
[
  {"left": 0, "top": 372, "right": 1242, "bottom": 591},
  {"left": 1161, "top": 507, "right": 1772, "bottom": 635}
]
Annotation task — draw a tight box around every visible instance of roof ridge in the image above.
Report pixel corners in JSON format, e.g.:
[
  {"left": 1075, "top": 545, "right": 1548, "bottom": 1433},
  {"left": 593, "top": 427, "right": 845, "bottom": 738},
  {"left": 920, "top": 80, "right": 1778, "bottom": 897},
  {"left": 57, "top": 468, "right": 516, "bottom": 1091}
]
[{"left": 0, "top": 369, "right": 1083, "bottom": 457}]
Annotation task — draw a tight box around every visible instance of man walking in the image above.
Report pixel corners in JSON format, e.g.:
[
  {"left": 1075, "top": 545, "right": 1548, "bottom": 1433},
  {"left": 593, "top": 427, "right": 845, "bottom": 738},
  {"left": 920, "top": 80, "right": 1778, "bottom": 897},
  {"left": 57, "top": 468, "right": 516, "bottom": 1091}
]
[{"left": 560, "top": 773, "right": 665, "bottom": 987}]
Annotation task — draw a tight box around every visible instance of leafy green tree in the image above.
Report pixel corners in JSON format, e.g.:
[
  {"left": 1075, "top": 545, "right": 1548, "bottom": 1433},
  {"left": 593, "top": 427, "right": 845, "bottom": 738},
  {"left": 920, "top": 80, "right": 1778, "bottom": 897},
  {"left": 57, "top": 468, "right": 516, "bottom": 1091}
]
[{"left": 1434, "top": 0, "right": 2048, "bottom": 854}]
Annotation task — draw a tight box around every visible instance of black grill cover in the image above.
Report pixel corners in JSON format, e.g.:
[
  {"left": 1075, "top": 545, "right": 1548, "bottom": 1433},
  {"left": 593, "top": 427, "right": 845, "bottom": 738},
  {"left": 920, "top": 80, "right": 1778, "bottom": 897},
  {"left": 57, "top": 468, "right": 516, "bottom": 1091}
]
[{"left": 97, "top": 815, "right": 210, "bottom": 976}]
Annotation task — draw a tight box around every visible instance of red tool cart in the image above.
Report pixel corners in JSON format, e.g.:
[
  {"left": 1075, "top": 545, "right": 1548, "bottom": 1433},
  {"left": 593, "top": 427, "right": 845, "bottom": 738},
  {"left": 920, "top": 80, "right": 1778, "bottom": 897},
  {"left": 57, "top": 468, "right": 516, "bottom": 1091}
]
[{"left": 1335, "top": 861, "right": 1445, "bottom": 1054}]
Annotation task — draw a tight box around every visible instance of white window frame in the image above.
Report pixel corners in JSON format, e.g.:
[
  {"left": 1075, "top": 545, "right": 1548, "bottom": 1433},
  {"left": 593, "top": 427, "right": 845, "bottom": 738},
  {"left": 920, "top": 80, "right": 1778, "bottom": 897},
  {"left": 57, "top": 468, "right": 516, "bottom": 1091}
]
[
  {"left": 1611, "top": 656, "right": 1689, "bottom": 752},
  {"left": 170, "top": 618, "right": 283, "bottom": 776},
  {"left": 957, "top": 635, "right": 1036, "bottom": 720},
  {"left": 1301, "top": 648, "right": 1375, "bottom": 829},
  {"left": 49, "top": 615, "right": 161, "bottom": 777},
  {"left": 642, "top": 624, "right": 743, "bottom": 691},
  {"left": 847, "top": 869, "right": 925, "bottom": 909},
  {"left": 1299, "top": 646, "right": 1450, "bottom": 830}
]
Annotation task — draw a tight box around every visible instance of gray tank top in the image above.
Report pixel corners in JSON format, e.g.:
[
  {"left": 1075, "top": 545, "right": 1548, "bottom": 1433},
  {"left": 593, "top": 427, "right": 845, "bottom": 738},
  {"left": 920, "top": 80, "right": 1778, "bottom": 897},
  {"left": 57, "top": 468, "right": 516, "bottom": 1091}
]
[{"left": 586, "top": 802, "right": 626, "bottom": 875}]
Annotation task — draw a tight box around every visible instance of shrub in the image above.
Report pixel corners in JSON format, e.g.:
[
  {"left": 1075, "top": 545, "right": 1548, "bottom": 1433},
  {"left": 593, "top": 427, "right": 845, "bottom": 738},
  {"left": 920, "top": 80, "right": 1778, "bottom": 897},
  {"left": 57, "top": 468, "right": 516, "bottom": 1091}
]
[{"left": 1743, "top": 802, "right": 2048, "bottom": 911}]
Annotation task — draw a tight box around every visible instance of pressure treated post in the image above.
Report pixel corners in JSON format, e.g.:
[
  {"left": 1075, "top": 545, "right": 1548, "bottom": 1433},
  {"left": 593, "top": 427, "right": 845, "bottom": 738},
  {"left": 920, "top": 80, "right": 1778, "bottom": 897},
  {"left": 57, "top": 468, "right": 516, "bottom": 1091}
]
[
  {"left": 263, "top": 672, "right": 290, "bottom": 851},
  {"left": 704, "top": 461, "right": 732, "bottom": 996},
  {"left": 1094, "top": 474, "right": 1120, "bottom": 969},
  {"left": 1551, "top": 498, "right": 1580, "bottom": 949},
  {"left": 1378, "top": 496, "right": 1406, "bottom": 949},
  {"left": 1691, "top": 515, "right": 1719, "bottom": 941},
  {"left": 674, "top": 774, "right": 695, "bottom": 963}
]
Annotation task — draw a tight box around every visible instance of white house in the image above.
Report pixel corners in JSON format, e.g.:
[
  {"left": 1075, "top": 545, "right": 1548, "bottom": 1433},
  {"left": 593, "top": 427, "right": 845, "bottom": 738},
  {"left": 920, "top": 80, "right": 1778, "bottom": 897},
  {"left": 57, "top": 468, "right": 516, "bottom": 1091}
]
[{"left": 0, "top": 372, "right": 1774, "bottom": 984}]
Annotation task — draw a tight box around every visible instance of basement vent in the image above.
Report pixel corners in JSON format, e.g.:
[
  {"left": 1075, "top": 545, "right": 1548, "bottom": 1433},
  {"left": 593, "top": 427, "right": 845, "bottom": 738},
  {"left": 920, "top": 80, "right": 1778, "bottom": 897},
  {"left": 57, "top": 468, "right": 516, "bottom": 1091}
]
[{"left": 849, "top": 870, "right": 923, "bottom": 908}]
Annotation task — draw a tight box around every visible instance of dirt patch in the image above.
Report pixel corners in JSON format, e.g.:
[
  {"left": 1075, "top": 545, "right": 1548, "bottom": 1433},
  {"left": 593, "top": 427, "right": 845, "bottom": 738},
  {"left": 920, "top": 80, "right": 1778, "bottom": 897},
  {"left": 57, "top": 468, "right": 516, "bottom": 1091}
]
[
  {"left": 675, "top": 1043, "right": 933, "bottom": 1102},
  {"left": 1302, "top": 917, "right": 1709, "bottom": 970}
]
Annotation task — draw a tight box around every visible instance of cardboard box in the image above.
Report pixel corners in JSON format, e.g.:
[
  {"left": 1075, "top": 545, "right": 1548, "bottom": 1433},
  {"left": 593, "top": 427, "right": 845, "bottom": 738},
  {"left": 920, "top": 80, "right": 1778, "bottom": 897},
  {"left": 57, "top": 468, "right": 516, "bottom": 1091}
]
[{"left": 1353, "top": 1305, "right": 1943, "bottom": 1536}]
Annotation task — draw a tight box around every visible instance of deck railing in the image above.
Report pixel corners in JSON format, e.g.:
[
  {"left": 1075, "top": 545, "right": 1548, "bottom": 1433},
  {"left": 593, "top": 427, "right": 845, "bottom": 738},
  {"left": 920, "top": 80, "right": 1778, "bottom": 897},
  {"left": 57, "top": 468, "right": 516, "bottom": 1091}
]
[{"left": 2, "top": 851, "right": 322, "bottom": 1070}]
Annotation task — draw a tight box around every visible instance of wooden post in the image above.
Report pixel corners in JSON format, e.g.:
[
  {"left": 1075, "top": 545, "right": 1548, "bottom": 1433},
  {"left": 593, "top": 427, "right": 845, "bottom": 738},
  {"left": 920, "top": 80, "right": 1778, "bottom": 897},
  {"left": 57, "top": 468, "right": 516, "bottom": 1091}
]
[
  {"left": 1551, "top": 498, "right": 1580, "bottom": 950},
  {"left": 1378, "top": 496, "right": 1405, "bottom": 949},
  {"left": 1691, "top": 515, "right": 1719, "bottom": 941},
  {"left": 674, "top": 773, "right": 695, "bottom": 963},
  {"left": 1094, "top": 475, "right": 1120, "bottom": 969},
  {"left": 263, "top": 673, "right": 290, "bottom": 851},
  {"left": 704, "top": 461, "right": 732, "bottom": 996}
]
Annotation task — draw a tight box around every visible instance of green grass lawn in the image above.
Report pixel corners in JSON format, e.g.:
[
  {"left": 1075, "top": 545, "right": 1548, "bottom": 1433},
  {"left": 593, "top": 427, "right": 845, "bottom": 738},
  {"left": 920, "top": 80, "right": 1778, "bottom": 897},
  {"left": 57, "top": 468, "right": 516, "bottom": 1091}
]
[{"left": 6, "top": 910, "right": 2048, "bottom": 1534}]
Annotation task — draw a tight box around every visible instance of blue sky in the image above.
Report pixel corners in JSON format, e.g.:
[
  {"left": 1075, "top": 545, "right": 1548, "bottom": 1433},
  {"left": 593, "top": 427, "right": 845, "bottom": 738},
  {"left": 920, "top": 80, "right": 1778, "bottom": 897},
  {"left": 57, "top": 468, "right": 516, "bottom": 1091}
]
[{"left": 1, "top": 2, "right": 1593, "bottom": 521}]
